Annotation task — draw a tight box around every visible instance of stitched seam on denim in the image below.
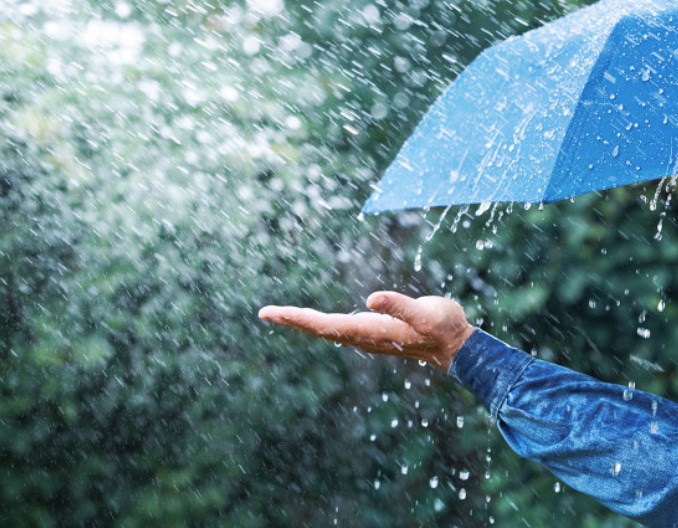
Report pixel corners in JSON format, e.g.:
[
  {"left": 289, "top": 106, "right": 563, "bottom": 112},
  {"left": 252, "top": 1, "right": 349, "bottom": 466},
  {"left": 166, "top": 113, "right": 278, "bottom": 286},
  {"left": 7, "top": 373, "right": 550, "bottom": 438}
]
[{"left": 492, "top": 356, "right": 535, "bottom": 420}]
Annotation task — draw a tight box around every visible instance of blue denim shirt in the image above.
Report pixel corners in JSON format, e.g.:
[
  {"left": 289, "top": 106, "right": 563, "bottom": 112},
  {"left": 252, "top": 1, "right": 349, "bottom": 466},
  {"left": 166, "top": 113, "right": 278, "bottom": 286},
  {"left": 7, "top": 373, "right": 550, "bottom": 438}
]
[{"left": 449, "top": 329, "right": 678, "bottom": 527}]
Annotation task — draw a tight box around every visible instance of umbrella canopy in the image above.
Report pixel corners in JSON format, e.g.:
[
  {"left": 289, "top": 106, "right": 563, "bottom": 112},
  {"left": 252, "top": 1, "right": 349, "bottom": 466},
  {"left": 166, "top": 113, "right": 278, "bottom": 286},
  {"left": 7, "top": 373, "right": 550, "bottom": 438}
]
[{"left": 363, "top": 0, "right": 678, "bottom": 214}]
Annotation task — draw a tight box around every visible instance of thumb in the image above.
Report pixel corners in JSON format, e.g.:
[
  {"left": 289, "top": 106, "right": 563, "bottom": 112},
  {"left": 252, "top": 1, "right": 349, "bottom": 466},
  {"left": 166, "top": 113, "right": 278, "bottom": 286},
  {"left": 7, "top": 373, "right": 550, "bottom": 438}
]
[{"left": 366, "top": 291, "right": 421, "bottom": 327}]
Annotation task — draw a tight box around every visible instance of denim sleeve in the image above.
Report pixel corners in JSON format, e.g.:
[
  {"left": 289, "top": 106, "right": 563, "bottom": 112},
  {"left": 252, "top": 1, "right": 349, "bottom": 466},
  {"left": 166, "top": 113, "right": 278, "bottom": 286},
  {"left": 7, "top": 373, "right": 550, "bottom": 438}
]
[{"left": 449, "top": 329, "right": 678, "bottom": 528}]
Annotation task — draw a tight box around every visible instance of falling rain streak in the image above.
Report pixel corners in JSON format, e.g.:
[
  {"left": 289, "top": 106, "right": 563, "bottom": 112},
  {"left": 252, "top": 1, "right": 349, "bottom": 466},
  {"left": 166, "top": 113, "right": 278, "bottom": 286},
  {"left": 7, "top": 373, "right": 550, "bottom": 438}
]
[{"left": 1, "top": 0, "right": 677, "bottom": 527}]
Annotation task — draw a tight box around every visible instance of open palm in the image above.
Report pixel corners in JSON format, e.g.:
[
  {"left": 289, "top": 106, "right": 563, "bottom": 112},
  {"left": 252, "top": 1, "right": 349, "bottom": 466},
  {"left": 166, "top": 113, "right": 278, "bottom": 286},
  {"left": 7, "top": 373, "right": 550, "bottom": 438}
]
[{"left": 259, "top": 291, "right": 474, "bottom": 372}]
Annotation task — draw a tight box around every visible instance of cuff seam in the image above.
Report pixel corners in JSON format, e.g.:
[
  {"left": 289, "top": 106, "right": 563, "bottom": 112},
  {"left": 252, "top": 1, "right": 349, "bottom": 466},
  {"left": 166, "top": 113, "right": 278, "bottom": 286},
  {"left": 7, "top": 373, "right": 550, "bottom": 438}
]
[{"left": 490, "top": 356, "right": 535, "bottom": 419}]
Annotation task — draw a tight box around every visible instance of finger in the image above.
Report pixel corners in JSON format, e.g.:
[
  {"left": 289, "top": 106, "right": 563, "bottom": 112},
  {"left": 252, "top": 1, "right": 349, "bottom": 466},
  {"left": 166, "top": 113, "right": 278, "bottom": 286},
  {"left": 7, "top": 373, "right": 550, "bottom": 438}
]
[
  {"left": 260, "top": 306, "right": 419, "bottom": 345},
  {"left": 366, "top": 291, "right": 421, "bottom": 327},
  {"left": 258, "top": 305, "right": 290, "bottom": 323}
]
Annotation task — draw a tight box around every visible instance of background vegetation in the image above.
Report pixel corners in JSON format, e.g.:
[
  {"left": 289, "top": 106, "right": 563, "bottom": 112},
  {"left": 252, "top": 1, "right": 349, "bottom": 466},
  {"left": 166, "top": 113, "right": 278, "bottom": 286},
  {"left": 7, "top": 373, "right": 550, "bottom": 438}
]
[{"left": 1, "top": 0, "right": 674, "bottom": 526}]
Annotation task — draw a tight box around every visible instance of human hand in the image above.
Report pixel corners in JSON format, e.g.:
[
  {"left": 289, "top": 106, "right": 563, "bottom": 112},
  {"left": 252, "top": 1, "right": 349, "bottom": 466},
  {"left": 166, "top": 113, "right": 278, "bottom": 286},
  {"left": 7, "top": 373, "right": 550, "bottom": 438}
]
[{"left": 258, "top": 291, "right": 475, "bottom": 372}]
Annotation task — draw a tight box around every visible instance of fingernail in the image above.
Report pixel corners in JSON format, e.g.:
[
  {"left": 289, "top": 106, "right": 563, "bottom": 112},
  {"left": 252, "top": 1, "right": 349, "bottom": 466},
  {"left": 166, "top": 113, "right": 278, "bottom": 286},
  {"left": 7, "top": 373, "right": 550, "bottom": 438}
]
[{"left": 370, "top": 295, "right": 388, "bottom": 310}]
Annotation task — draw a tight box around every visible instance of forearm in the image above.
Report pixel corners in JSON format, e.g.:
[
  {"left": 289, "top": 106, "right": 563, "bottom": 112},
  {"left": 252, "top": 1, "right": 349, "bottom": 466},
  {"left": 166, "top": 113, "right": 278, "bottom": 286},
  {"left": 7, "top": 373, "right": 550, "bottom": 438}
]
[{"left": 450, "top": 330, "right": 678, "bottom": 527}]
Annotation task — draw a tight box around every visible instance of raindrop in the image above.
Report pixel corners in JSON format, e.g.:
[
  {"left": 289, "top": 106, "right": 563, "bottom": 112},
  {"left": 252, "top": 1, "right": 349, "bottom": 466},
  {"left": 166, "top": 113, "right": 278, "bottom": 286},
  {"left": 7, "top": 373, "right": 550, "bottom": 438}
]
[
  {"left": 429, "top": 476, "right": 439, "bottom": 489},
  {"left": 637, "top": 327, "right": 651, "bottom": 339},
  {"left": 459, "top": 469, "right": 470, "bottom": 481},
  {"left": 418, "top": 359, "right": 427, "bottom": 367},
  {"left": 449, "top": 205, "right": 470, "bottom": 233},
  {"left": 425, "top": 205, "right": 452, "bottom": 242},
  {"left": 554, "top": 482, "right": 561, "bottom": 493},
  {"left": 475, "top": 201, "right": 492, "bottom": 216},
  {"left": 370, "top": 102, "right": 388, "bottom": 121},
  {"left": 456, "top": 416, "right": 465, "bottom": 428},
  {"left": 611, "top": 462, "right": 622, "bottom": 477},
  {"left": 414, "top": 245, "right": 423, "bottom": 272},
  {"left": 654, "top": 218, "right": 664, "bottom": 240},
  {"left": 391, "top": 419, "right": 398, "bottom": 428},
  {"left": 401, "top": 465, "right": 409, "bottom": 475},
  {"left": 374, "top": 479, "right": 381, "bottom": 490},
  {"left": 404, "top": 379, "right": 412, "bottom": 390},
  {"left": 657, "top": 299, "right": 665, "bottom": 312},
  {"left": 458, "top": 488, "right": 467, "bottom": 500},
  {"left": 362, "top": 4, "right": 380, "bottom": 25},
  {"left": 370, "top": 434, "right": 376, "bottom": 442}
]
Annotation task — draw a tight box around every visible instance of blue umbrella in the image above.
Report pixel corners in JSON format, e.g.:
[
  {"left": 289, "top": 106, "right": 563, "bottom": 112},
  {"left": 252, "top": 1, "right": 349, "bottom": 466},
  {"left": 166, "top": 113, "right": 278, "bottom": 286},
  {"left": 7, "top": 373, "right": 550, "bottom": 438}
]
[{"left": 363, "top": 0, "right": 678, "bottom": 214}]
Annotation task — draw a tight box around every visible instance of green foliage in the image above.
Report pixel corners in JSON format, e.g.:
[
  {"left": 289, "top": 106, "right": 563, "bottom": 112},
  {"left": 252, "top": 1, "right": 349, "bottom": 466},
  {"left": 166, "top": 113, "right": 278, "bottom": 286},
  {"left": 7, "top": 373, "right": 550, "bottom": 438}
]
[{"left": 0, "top": 0, "right": 664, "bottom": 527}]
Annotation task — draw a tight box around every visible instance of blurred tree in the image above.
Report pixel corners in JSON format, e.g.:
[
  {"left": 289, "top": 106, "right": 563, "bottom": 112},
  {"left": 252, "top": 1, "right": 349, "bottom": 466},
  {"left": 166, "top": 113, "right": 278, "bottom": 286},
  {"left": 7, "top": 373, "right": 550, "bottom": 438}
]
[{"left": 1, "top": 0, "right": 667, "bottom": 527}]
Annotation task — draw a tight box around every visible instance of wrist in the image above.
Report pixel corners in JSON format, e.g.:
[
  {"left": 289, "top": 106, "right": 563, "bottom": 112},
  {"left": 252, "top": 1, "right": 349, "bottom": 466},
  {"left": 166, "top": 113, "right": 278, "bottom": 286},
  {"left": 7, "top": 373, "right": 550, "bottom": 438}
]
[{"left": 435, "top": 324, "right": 476, "bottom": 373}]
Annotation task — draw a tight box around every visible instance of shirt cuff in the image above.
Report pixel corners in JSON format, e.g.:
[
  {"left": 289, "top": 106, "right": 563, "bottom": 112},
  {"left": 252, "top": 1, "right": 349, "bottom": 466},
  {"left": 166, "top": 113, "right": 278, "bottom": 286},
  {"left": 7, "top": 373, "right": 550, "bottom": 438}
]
[{"left": 448, "top": 329, "right": 534, "bottom": 418}]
